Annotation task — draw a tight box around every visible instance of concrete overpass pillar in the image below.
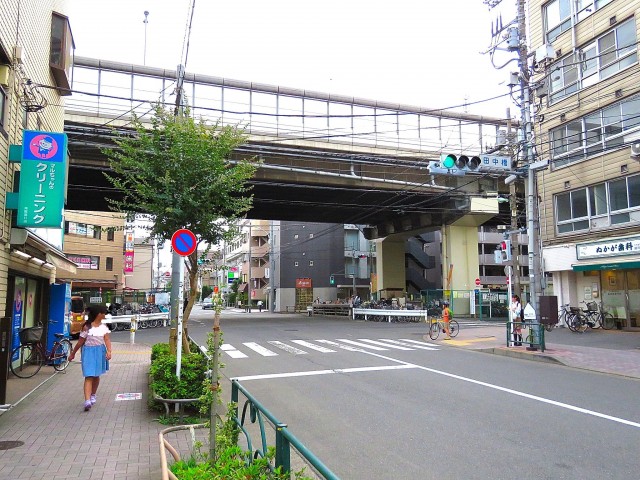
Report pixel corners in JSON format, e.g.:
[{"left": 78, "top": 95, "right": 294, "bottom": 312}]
[
  {"left": 442, "top": 225, "right": 480, "bottom": 292},
  {"left": 374, "top": 237, "right": 406, "bottom": 300}
]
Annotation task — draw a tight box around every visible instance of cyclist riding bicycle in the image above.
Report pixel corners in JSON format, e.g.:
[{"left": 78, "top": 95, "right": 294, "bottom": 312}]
[{"left": 442, "top": 301, "right": 452, "bottom": 340}]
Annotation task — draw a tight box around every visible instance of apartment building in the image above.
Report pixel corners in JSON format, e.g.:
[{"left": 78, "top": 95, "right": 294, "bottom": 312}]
[
  {"left": 530, "top": 0, "right": 640, "bottom": 327},
  {"left": 0, "top": 1, "right": 78, "bottom": 402},
  {"left": 61, "top": 211, "right": 126, "bottom": 300}
]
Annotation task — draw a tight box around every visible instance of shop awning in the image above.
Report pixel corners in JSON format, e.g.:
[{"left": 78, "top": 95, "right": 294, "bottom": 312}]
[
  {"left": 572, "top": 261, "right": 640, "bottom": 271},
  {"left": 10, "top": 227, "right": 77, "bottom": 274},
  {"left": 45, "top": 252, "right": 78, "bottom": 274}
]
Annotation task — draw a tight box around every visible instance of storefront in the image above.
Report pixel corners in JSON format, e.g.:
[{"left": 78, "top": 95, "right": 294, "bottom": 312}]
[{"left": 545, "top": 235, "right": 640, "bottom": 329}]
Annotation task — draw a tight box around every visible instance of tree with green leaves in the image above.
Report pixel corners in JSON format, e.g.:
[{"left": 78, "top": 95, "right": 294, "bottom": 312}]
[{"left": 103, "top": 105, "right": 257, "bottom": 352}]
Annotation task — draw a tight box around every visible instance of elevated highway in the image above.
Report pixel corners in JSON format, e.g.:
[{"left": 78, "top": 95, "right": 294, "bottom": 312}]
[{"left": 64, "top": 56, "right": 514, "bottom": 238}]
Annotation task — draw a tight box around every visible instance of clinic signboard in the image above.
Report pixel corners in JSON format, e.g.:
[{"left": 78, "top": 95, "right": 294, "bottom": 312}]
[{"left": 15, "top": 131, "right": 68, "bottom": 228}]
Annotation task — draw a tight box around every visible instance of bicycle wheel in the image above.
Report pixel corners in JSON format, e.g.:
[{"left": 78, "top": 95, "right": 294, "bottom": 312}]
[
  {"left": 429, "top": 322, "right": 440, "bottom": 340},
  {"left": 449, "top": 320, "right": 459, "bottom": 338},
  {"left": 52, "top": 339, "right": 72, "bottom": 371},
  {"left": 601, "top": 313, "right": 615, "bottom": 330},
  {"left": 571, "top": 315, "right": 587, "bottom": 333},
  {"left": 10, "top": 344, "right": 43, "bottom": 378}
]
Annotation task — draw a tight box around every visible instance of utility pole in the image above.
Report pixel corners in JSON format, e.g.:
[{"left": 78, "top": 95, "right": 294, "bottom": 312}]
[
  {"left": 247, "top": 221, "right": 252, "bottom": 313},
  {"left": 143, "top": 11, "right": 149, "bottom": 66},
  {"left": 516, "top": 0, "right": 541, "bottom": 346},
  {"left": 507, "top": 108, "right": 521, "bottom": 298}
]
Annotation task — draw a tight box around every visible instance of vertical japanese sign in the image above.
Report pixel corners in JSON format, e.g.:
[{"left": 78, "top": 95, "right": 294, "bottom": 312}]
[
  {"left": 17, "top": 131, "right": 67, "bottom": 227},
  {"left": 124, "top": 231, "right": 135, "bottom": 273}
]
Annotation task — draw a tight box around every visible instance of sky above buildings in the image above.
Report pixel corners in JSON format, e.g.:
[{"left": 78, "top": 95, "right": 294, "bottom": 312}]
[
  {"left": 65, "top": 0, "right": 520, "bottom": 273},
  {"left": 67, "top": 0, "right": 518, "bottom": 118}
]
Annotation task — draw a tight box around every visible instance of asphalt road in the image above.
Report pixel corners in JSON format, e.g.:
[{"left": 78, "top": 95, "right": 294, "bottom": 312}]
[{"left": 114, "top": 309, "right": 640, "bottom": 480}]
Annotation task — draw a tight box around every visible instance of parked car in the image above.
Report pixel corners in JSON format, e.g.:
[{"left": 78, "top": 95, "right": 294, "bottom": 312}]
[
  {"left": 70, "top": 296, "right": 85, "bottom": 339},
  {"left": 202, "top": 298, "right": 214, "bottom": 310}
]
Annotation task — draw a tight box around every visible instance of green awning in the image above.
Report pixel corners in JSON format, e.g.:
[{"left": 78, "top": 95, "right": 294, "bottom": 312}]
[{"left": 572, "top": 261, "right": 640, "bottom": 271}]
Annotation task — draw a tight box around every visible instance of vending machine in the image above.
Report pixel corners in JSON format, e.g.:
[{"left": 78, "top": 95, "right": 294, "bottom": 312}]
[{"left": 48, "top": 283, "right": 71, "bottom": 352}]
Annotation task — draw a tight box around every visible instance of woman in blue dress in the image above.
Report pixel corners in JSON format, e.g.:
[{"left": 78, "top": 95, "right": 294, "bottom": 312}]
[{"left": 69, "top": 305, "right": 112, "bottom": 411}]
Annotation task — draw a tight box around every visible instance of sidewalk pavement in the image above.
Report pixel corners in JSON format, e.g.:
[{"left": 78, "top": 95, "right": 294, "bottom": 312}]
[
  {"left": 0, "top": 342, "right": 204, "bottom": 480},
  {"left": 426, "top": 323, "right": 640, "bottom": 379},
  {"left": 1, "top": 324, "right": 639, "bottom": 479}
]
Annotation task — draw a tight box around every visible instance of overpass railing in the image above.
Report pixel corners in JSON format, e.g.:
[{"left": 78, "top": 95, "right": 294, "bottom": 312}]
[{"left": 69, "top": 56, "right": 508, "bottom": 156}]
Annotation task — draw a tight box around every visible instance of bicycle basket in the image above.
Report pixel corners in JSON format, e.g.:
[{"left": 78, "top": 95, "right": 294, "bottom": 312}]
[
  {"left": 569, "top": 307, "right": 582, "bottom": 314},
  {"left": 19, "top": 326, "right": 43, "bottom": 344},
  {"left": 586, "top": 301, "right": 597, "bottom": 312}
]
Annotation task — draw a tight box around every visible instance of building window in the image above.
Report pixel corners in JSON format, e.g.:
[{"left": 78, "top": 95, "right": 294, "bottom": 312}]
[
  {"left": 544, "top": 0, "right": 614, "bottom": 43},
  {"left": 551, "top": 94, "right": 640, "bottom": 168},
  {"left": 549, "top": 18, "right": 637, "bottom": 104},
  {"left": 67, "top": 254, "right": 100, "bottom": 270},
  {"left": 65, "top": 221, "right": 104, "bottom": 238},
  {"left": 555, "top": 174, "right": 640, "bottom": 233},
  {"left": 50, "top": 12, "right": 75, "bottom": 93},
  {"left": 107, "top": 228, "right": 115, "bottom": 241},
  {"left": 106, "top": 257, "right": 113, "bottom": 271},
  {"left": 544, "top": 0, "right": 571, "bottom": 43},
  {"left": 549, "top": 55, "right": 579, "bottom": 103}
]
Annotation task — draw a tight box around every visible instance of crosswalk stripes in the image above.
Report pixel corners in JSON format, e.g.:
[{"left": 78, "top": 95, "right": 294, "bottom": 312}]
[{"left": 220, "top": 338, "right": 441, "bottom": 359}]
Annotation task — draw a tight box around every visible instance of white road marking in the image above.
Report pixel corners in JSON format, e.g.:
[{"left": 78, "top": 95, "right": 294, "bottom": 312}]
[
  {"left": 243, "top": 342, "right": 278, "bottom": 356},
  {"left": 381, "top": 339, "right": 438, "bottom": 351},
  {"left": 360, "top": 350, "right": 640, "bottom": 430},
  {"left": 291, "top": 340, "right": 336, "bottom": 353},
  {"left": 336, "top": 339, "right": 388, "bottom": 350},
  {"left": 232, "top": 364, "right": 417, "bottom": 381},
  {"left": 268, "top": 341, "right": 308, "bottom": 355},
  {"left": 398, "top": 338, "right": 440, "bottom": 348},
  {"left": 316, "top": 340, "right": 362, "bottom": 352},
  {"left": 220, "top": 344, "right": 248, "bottom": 358},
  {"left": 357, "top": 339, "right": 414, "bottom": 350}
]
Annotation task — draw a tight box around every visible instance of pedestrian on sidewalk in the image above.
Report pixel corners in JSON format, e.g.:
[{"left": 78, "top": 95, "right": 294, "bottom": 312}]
[
  {"left": 442, "top": 301, "right": 452, "bottom": 340},
  {"left": 68, "top": 305, "right": 112, "bottom": 411},
  {"left": 510, "top": 294, "right": 523, "bottom": 346}
]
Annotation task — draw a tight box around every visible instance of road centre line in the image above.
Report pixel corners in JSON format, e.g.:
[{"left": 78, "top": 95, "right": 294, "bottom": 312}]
[
  {"left": 234, "top": 344, "right": 640, "bottom": 429},
  {"left": 232, "top": 364, "right": 417, "bottom": 381},
  {"left": 358, "top": 350, "right": 640, "bottom": 429}
]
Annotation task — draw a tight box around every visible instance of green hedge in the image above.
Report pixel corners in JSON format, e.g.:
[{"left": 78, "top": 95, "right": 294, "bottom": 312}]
[{"left": 150, "top": 343, "right": 208, "bottom": 400}]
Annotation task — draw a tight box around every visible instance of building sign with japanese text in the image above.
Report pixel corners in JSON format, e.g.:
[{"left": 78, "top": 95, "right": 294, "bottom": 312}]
[
  {"left": 67, "top": 254, "right": 99, "bottom": 270},
  {"left": 576, "top": 236, "right": 640, "bottom": 260},
  {"left": 16, "top": 131, "right": 67, "bottom": 228},
  {"left": 124, "top": 231, "right": 134, "bottom": 273}
]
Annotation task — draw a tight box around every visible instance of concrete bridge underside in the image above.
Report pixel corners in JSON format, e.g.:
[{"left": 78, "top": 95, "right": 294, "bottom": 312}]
[{"left": 65, "top": 120, "right": 507, "bottom": 239}]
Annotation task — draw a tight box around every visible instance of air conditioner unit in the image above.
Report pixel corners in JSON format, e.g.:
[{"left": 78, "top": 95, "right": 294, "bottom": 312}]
[
  {"left": 631, "top": 143, "right": 640, "bottom": 157},
  {"left": 0, "top": 65, "right": 9, "bottom": 87},
  {"left": 13, "top": 46, "right": 23, "bottom": 64}
]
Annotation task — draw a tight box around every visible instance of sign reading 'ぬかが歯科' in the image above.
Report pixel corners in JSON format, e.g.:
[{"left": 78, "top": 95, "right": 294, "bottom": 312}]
[{"left": 16, "top": 131, "right": 68, "bottom": 228}]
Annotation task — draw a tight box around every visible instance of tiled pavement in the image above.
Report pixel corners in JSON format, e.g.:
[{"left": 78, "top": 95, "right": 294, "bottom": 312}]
[
  {"left": 431, "top": 324, "right": 640, "bottom": 379},
  {"left": 0, "top": 324, "right": 638, "bottom": 479},
  {"left": 0, "top": 342, "right": 205, "bottom": 480}
]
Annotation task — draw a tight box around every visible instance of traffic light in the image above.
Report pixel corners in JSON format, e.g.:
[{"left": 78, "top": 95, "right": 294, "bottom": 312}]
[
  {"left": 214, "top": 286, "right": 219, "bottom": 294},
  {"left": 501, "top": 240, "right": 512, "bottom": 261},
  {"left": 428, "top": 153, "right": 512, "bottom": 175},
  {"left": 330, "top": 275, "right": 335, "bottom": 285}
]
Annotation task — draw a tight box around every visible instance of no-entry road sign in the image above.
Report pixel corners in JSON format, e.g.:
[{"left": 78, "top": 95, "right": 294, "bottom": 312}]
[{"left": 171, "top": 229, "right": 197, "bottom": 257}]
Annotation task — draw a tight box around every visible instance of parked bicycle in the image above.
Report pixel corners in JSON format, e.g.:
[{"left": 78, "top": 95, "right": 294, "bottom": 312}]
[
  {"left": 581, "top": 301, "right": 615, "bottom": 330},
  {"left": 10, "top": 325, "right": 72, "bottom": 378},
  {"left": 428, "top": 316, "right": 459, "bottom": 340}
]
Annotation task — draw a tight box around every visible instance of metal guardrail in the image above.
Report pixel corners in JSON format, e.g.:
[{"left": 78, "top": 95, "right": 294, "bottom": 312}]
[
  {"left": 506, "top": 321, "right": 545, "bottom": 351},
  {"left": 231, "top": 379, "right": 340, "bottom": 479},
  {"left": 352, "top": 308, "right": 429, "bottom": 323}
]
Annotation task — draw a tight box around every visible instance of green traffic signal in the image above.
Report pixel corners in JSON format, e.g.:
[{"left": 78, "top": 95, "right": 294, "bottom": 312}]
[
  {"left": 330, "top": 275, "right": 335, "bottom": 285},
  {"left": 442, "top": 154, "right": 456, "bottom": 169}
]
